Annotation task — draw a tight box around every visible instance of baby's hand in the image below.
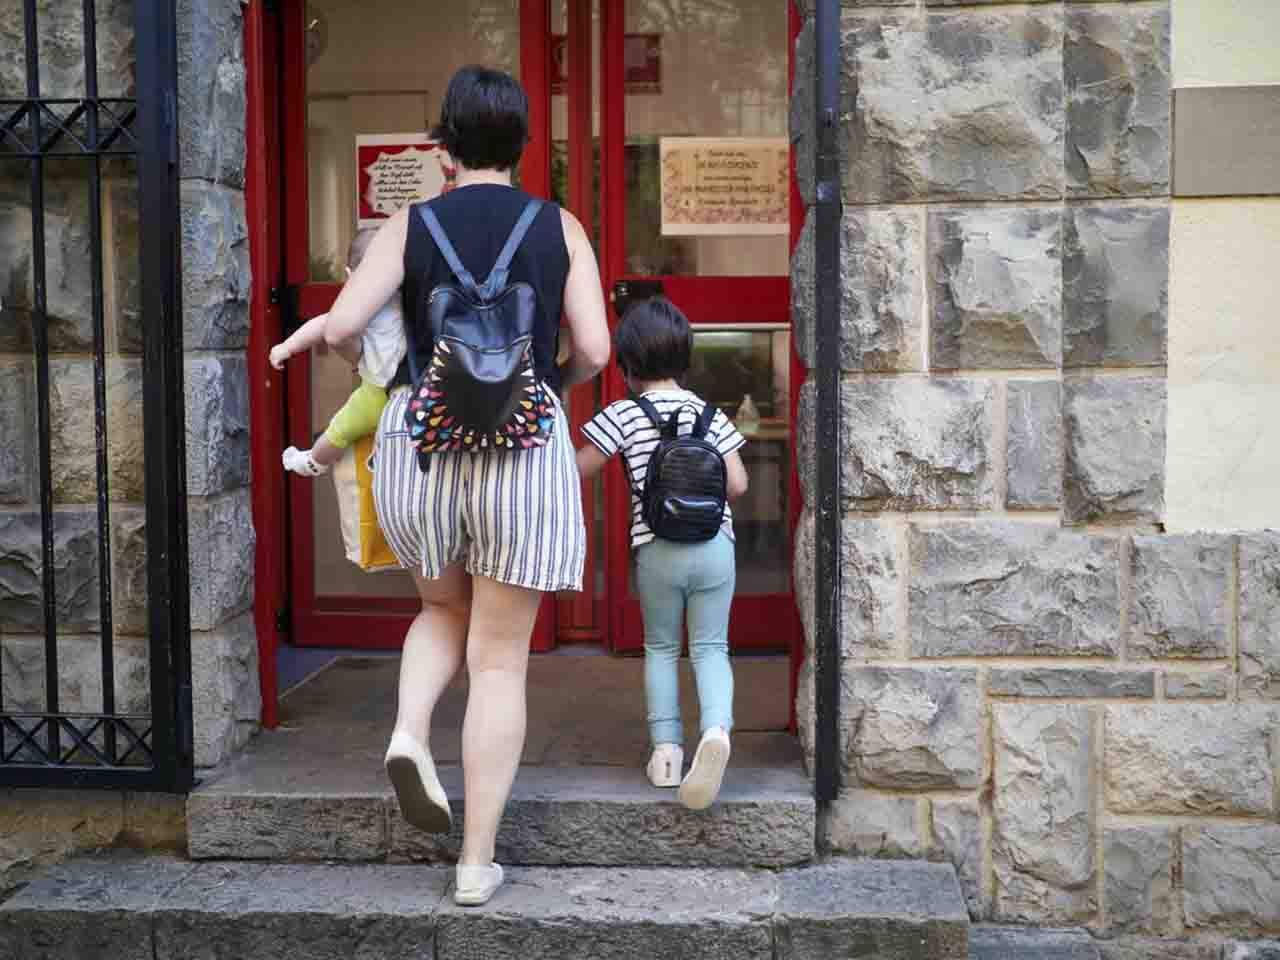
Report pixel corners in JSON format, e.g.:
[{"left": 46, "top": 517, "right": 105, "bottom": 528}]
[{"left": 269, "top": 343, "right": 291, "bottom": 370}]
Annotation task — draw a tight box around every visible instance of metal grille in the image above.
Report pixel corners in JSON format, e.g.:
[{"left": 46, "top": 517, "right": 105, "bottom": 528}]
[{"left": 0, "top": 0, "right": 192, "bottom": 791}]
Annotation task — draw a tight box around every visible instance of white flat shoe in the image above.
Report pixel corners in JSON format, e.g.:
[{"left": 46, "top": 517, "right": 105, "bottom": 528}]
[
  {"left": 454, "top": 862, "right": 504, "bottom": 906},
  {"left": 384, "top": 730, "right": 452, "bottom": 833},
  {"left": 646, "top": 743, "right": 684, "bottom": 788},
  {"left": 678, "top": 727, "right": 731, "bottom": 811}
]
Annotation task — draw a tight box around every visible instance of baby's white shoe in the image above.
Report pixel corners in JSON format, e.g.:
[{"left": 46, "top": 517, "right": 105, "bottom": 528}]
[
  {"left": 678, "top": 727, "right": 731, "bottom": 810},
  {"left": 454, "top": 862, "right": 504, "bottom": 906},
  {"left": 646, "top": 743, "right": 684, "bottom": 788},
  {"left": 282, "top": 446, "right": 329, "bottom": 477}
]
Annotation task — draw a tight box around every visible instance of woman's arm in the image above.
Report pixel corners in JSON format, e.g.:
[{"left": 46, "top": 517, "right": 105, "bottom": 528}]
[
  {"left": 270, "top": 312, "right": 329, "bottom": 370},
  {"left": 324, "top": 208, "right": 409, "bottom": 348},
  {"left": 557, "top": 209, "right": 611, "bottom": 390},
  {"left": 576, "top": 444, "right": 610, "bottom": 480}
]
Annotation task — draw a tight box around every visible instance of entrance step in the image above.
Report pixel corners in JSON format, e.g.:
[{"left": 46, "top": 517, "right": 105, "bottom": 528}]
[
  {"left": 0, "top": 856, "right": 970, "bottom": 960},
  {"left": 188, "top": 762, "right": 814, "bottom": 867},
  {"left": 969, "top": 926, "right": 1100, "bottom": 959}
]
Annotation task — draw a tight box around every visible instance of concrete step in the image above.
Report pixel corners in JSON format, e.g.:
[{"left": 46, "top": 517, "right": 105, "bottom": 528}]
[
  {"left": 0, "top": 856, "right": 970, "bottom": 960},
  {"left": 969, "top": 926, "right": 1100, "bottom": 959},
  {"left": 188, "top": 763, "right": 814, "bottom": 868}
]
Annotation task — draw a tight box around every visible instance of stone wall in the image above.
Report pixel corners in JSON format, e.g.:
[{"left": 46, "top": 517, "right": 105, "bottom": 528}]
[{"left": 792, "top": 0, "right": 1280, "bottom": 951}]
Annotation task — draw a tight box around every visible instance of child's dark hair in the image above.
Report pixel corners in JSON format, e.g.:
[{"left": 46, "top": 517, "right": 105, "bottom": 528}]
[
  {"left": 615, "top": 296, "right": 692, "bottom": 381},
  {"left": 432, "top": 66, "right": 528, "bottom": 171}
]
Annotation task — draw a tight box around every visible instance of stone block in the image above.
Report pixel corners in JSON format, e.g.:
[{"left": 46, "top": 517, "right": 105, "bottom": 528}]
[
  {"left": 1241, "top": 532, "right": 1280, "bottom": 699},
  {"left": 792, "top": 208, "right": 923, "bottom": 372},
  {"left": 987, "top": 668, "right": 1153, "bottom": 700},
  {"left": 108, "top": 178, "right": 143, "bottom": 355},
  {"left": 177, "top": 0, "right": 247, "bottom": 187},
  {"left": 0, "top": 791, "right": 125, "bottom": 894},
  {"left": 0, "top": 509, "right": 99, "bottom": 632},
  {"left": 777, "top": 860, "right": 969, "bottom": 960},
  {"left": 180, "top": 180, "right": 250, "bottom": 350},
  {"left": 1098, "top": 941, "right": 1220, "bottom": 960},
  {"left": 968, "top": 926, "right": 1100, "bottom": 960},
  {"left": 931, "top": 796, "right": 984, "bottom": 920},
  {"left": 1183, "top": 825, "right": 1280, "bottom": 930},
  {"left": 0, "top": 0, "right": 134, "bottom": 100},
  {"left": 1104, "top": 827, "right": 1174, "bottom": 933},
  {"left": 1105, "top": 706, "right": 1274, "bottom": 816},
  {"left": 1066, "top": 5, "right": 1171, "bottom": 197},
  {"left": 842, "top": 9, "right": 1063, "bottom": 203},
  {"left": 1163, "top": 668, "right": 1231, "bottom": 700},
  {"left": 1128, "top": 534, "right": 1231, "bottom": 660},
  {"left": 843, "top": 666, "right": 982, "bottom": 790},
  {"left": 1007, "top": 380, "right": 1063, "bottom": 509},
  {"left": 790, "top": 17, "right": 814, "bottom": 203},
  {"left": 795, "top": 655, "right": 815, "bottom": 775},
  {"left": 1063, "top": 204, "right": 1169, "bottom": 367},
  {"left": 0, "top": 361, "right": 33, "bottom": 503},
  {"left": 794, "top": 511, "right": 899, "bottom": 660},
  {"left": 187, "top": 489, "right": 255, "bottom": 631},
  {"left": 829, "top": 790, "right": 923, "bottom": 858},
  {"left": 910, "top": 522, "right": 1121, "bottom": 658},
  {"left": 187, "top": 791, "right": 389, "bottom": 862},
  {"left": 1063, "top": 377, "right": 1166, "bottom": 524},
  {"left": 929, "top": 208, "right": 1063, "bottom": 370},
  {"left": 185, "top": 355, "right": 251, "bottom": 497},
  {"left": 799, "top": 379, "right": 994, "bottom": 510},
  {"left": 1, "top": 634, "right": 149, "bottom": 726},
  {"left": 122, "top": 793, "right": 188, "bottom": 854},
  {"left": 47, "top": 357, "right": 146, "bottom": 503},
  {"left": 111, "top": 506, "right": 148, "bottom": 636},
  {"left": 1229, "top": 942, "right": 1280, "bottom": 960},
  {"left": 191, "top": 612, "right": 260, "bottom": 769},
  {"left": 992, "top": 705, "right": 1096, "bottom": 924}
]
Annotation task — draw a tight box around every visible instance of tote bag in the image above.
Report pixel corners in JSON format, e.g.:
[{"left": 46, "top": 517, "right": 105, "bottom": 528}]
[{"left": 332, "top": 435, "right": 399, "bottom": 572}]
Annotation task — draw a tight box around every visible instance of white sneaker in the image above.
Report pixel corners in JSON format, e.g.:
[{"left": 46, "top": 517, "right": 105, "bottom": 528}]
[
  {"left": 678, "top": 727, "right": 731, "bottom": 811},
  {"left": 454, "top": 862, "right": 504, "bottom": 906},
  {"left": 384, "top": 730, "right": 452, "bottom": 833},
  {"left": 646, "top": 743, "right": 684, "bottom": 788}
]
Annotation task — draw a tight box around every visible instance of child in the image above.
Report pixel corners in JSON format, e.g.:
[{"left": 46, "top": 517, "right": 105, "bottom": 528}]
[
  {"left": 576, "top": 297, "right": 749, "bottom": 810},
  {"left": 270, "top": 228, "right": 406, "bottom": 477}
]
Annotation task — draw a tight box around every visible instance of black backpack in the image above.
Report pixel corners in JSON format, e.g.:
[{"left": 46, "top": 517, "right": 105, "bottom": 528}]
[
  {"left": 404, "top": 198, "right": 556, "bottom": 469},
  {"left": 633, "top": 396, "right": 728, "bottom": 544}
]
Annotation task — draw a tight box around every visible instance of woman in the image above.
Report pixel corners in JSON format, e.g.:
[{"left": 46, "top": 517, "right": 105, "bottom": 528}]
[{"left": 322, "top": 66, "right": 610, "bottom": 906}]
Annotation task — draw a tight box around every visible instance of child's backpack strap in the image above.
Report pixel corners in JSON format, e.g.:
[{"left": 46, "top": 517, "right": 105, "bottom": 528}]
[
  {"left": 632, "top": 395, "right": 678, "bottom": 440},
  {"left": 691, "top": 402, "right": 718, "bottom": 441}
]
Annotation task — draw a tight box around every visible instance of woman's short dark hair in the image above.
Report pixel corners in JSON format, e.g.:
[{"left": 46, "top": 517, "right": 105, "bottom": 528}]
[
  {"left": 615, "top": 296, "right": 692, "bottom": 381},
  {"left": 432, "top": 66, "right": 528, "bottom": 171}
]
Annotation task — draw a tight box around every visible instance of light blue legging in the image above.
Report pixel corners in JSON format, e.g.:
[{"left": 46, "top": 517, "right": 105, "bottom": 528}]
[{"left": 633, "top": 532, "right": 736, "bottom": 746}]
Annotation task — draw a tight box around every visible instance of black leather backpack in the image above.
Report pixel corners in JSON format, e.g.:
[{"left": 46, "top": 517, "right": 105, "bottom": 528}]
[
  {"left": 633, "top": 396, "right": 728, "bottom": 543},
  {"left": 404, "top": 198, "right": 555, "bottom": 468}
]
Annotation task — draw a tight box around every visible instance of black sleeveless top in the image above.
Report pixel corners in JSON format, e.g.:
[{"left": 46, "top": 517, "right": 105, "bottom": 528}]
[{"left": 396, "top": 184, "right": 570, "bottom": 394}]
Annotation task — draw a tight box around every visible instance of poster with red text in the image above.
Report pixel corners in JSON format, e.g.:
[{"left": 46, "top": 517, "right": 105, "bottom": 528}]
[{"left": 356, "top": 134, "right": 455, "bottom": 228}]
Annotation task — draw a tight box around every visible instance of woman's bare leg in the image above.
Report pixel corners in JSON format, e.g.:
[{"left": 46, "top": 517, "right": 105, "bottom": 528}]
[
  {"left": 393, "top": 563, "right": 472, "bottom": 747},
  {"left": 458, "top": 575, "right": 542, "bottom": 867}
]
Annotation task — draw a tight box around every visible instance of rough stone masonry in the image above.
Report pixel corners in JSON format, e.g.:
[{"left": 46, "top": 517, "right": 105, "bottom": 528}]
[{"left": 791, "top": 0, "right": 1280, "bottom": 952}]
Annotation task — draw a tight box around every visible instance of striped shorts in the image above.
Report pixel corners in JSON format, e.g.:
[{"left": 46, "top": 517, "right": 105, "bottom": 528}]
[{"left": 371, "top": 386, "right": 586, "bottom": 593}]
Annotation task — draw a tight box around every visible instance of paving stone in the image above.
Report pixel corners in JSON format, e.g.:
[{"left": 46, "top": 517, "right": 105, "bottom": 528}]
[
  {"left": 1065, "top": 5, "right": 1171, "bottom": 197},
  {"left": 799, "top": 379, "right": 993, "bottom": 511},
  {"left": 1228, "top": 941, "right": 1280, "bottom": 960},
  {"left": 777, "top": 859, "right": 969, "bottom": 960},
  {"left": 1241, "top": 532, "right": 1280, "bottom": 700},
  {"left": 47, "top": 357, "right": 146, "bottom": 503},
  {"left": 187, "top": 790, "right": 390, "bottom": 862},
  {"left": 1105, "top": 706, "right": 1274, "bottom": 816},
  {"left": 1164, "top": 668, "right": 1232, "bottom": 700},
  {"left": 792, "top": 207, "right": 924, "bottom": 372},
  {"left": 1006, "top": 380, "right": 1063, "bottom": 510},
  {"left": 829, "top": 790, "right": 923, "bottom": 858},
  {"left": 185, "top": 354, "right": 251, "bottom": 497},
  {"left": 191, "top": 612, "right": 260, "bottom": 769},
  {"left": 992, "top": 705, "right": 1096, "bottom": 925},
  {"left": 187, "top": 489, "right": 255, "bottom": 631},
  {"left": 842, "top": 9, "right": 1063, "bottom": 202},
  {"left": 1063, "top": 377, "right": 1166, "bottom": 524},
  {"left": 1183, "top": 825, "right": 1280, "bottom": 930},
  {"left": 843, "top": 666, "right": 982, "bottom": 791},
  {"left": 987, "top": 668, "right": 1153, "bottom": 700},
  {"left": 929, "top": 208, "right": 1063, "bottom": 370},
  {"left": 0, "top": 509, "right": 100, "bottom": 632},
  {"left": 1104, "top": 827, "right": 1174, "bottom": 933},
  {"left": 177, "top": 0, "right": 247, "bottom": 187},
  {"left": 1063, "top": 204, "right": 1169, "bottom": 367},
  {"left": 794, "top": 511, "right": 900, "bottom": 660},
  {"left": 1128, "top": 534, "right": 1232, "bottom": 660},
  {"left": 180, "top": 180, "right": 250, "bottom": 350},
  {"left": 1098, "top": 940, "right": 1221, "bottom": 960},
  {"left": 910, "top": 522, "right": 1121, "bottom": 658},
  {"left": 969, "top": 925, "right": 1099, "bottom": 960},
  {"left": 0, "top": 362, "right": 32, "bottom": 503},
  {"left": 438, "top": 866, "right": 776, "bottom": 960},
  {"left": 932, "top": 796, "right": 985, "bottom": 920}
]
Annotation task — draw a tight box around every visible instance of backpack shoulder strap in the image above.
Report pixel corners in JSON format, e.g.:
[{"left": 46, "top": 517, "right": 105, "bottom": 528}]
[
  {"left": 480, "top": 198, "right": 544, "bottom": 299},
  {"left": 417, "top": 203, "right": 480, "bottom": 297},
  {"left": 692, "top": 402, "right": 718, "bottom": 441},
  {"left": 633, "top": 394, "right": 678, "bottom": 441}
]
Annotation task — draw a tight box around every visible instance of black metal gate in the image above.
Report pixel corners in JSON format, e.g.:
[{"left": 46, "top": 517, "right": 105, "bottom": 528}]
[{"left": 0, "top": 0, "right": 193, "bottom": 790}]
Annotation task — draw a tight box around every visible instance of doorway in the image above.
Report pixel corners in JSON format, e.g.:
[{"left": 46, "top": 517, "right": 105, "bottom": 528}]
[{"left": 261, "top": 0, "right": 799, "bottom": 665}]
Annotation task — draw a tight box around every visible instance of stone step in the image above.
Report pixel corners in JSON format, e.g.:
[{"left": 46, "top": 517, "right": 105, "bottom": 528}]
[
  {"left": 969, "top": 926, "right": 1100, "bottom": 960},
  {"left": 187, "top": 763, "right": 815, "bottom": 868},
  {"left": 0, "top": 856, "right": 970, "bottom": 960}
]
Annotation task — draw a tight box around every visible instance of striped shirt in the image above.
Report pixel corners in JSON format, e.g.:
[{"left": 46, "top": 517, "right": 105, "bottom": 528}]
[{"left": 583, "top": 389, "right": 746, "bottom": 549}]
